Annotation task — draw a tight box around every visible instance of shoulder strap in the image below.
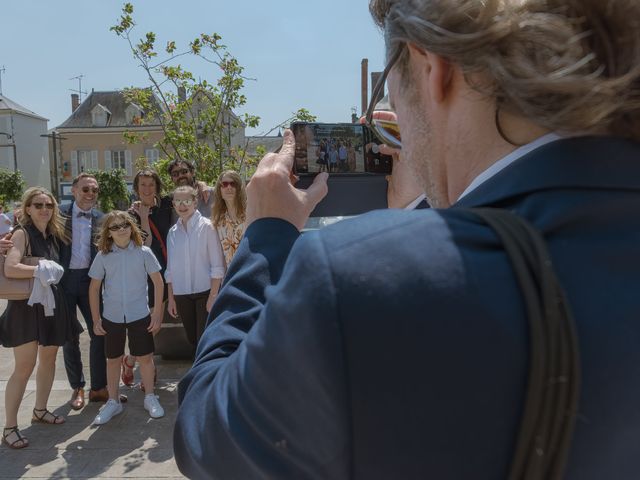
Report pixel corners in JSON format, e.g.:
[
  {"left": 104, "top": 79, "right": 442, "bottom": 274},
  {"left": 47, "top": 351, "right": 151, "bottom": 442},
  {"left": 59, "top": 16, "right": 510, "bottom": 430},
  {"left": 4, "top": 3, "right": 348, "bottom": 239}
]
[
  {"left": 13, "top": 224, "right": 32, "bottom": 257},
  {"left": 148, "top": 217, "right": 167, "bottom": 262},
  {"left": 469, "top": 208, "right": 581, "bottom": 480}
]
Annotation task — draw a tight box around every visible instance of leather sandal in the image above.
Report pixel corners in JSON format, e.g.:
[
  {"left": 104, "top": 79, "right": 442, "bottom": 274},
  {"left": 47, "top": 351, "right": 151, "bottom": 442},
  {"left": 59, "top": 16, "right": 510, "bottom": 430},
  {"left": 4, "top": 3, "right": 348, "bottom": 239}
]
[
  {"left": 2, "top": 426, "right": 28, "bottom": 449},
  {"left": 31, "top": 408, "right": 65, "bottom": 425}
]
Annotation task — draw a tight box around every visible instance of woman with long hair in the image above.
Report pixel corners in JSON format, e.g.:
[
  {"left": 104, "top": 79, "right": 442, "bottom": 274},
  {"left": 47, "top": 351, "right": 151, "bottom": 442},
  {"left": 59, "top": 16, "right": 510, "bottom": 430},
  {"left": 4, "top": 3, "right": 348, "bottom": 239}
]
[
  {"left": 1, "top": 187, "right": 81, "bottom": 449},
  {"left": 122, "top": 169, "right": 172, "bottom": 387},
  {"left": 211, "top": 170, "right": 246, "bottom": 267}
]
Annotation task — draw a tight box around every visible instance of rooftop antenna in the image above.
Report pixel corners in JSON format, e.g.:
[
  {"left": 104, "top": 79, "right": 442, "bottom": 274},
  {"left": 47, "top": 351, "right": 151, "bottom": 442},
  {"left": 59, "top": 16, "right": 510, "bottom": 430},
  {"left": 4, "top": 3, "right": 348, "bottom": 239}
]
[
  {"left": 69, "top": 74, "right": 88, "bottom": 102},
  {"left": 0, "top": 65, "right": 6, "bottom": 96}
]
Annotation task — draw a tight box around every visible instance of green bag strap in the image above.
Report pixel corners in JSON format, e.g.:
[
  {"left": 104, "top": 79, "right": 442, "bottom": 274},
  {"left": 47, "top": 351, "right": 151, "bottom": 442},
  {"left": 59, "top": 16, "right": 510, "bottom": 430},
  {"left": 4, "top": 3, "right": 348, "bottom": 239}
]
[{"left": 470, "top": 208, "right": 581, "bottom": 480}]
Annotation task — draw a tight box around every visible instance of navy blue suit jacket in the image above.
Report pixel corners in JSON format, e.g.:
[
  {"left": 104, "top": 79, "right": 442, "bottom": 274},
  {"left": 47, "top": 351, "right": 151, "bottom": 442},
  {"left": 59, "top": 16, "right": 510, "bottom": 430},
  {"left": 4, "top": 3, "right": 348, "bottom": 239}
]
[{"left": 174, "top": 137, "right": 640, "bottom": 479}]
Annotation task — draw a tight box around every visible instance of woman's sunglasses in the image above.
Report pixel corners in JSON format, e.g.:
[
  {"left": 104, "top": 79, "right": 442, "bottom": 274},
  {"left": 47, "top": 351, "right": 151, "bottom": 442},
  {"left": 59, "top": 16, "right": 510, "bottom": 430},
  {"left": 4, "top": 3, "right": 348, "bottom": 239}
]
[
  {"left": 173, "top": 198, "right": 195, "bottom": 207},
  {"left": 108, "top": 222, "right": 131, "bottom": 232},
  {"left": 220, "top": 181, "right": 236, "bottom": 188},
  {"left": 365, "top": 46, "right": 403, "bottom": 150},
  {"left": 31, "top": 202, "right": 55, "bottom": 210}
]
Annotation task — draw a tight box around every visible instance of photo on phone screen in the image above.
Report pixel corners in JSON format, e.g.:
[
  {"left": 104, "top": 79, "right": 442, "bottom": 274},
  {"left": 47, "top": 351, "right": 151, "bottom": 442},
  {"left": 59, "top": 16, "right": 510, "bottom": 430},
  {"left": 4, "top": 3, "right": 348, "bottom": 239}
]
[{"left": 291, "top": 122, "right": 392, "bottom": 175}]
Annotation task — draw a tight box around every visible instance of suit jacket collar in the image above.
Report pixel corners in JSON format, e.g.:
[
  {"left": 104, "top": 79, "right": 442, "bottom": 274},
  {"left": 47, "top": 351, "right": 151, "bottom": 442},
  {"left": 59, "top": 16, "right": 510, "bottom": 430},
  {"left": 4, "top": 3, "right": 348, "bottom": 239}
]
[{"left": 453, "top": 136, "right": 640, "bottom": 209}]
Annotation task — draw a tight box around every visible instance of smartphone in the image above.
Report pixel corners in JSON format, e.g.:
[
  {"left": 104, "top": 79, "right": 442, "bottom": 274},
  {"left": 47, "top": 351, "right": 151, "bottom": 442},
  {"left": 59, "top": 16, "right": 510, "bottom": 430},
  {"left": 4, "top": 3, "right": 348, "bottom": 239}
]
[{"left": 291, "top": 122, "right": 393, "bottom": 175}]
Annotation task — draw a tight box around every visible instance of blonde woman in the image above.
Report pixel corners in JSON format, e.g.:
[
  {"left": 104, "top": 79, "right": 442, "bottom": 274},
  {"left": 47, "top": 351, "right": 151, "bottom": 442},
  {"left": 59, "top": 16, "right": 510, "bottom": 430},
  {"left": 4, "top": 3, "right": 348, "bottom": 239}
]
[
  {"left": 211, "top": 170, "right": 246, "bottom": 267},
  {"left": 1, "top": 187, "right": 80, "bottom": 449}
]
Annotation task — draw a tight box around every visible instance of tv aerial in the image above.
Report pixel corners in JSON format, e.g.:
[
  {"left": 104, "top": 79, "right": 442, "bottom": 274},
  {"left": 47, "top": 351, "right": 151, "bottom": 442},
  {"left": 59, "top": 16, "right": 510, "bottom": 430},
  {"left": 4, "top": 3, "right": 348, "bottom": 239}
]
[{"left": 69, "top": 74, "right": 88, "bottom": 102}]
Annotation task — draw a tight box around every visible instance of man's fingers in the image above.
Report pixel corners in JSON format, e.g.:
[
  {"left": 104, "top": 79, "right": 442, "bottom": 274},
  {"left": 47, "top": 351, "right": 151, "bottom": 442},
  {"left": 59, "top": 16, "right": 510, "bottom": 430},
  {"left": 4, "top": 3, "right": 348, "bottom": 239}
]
[
  {"left": 304, "top": 172, "right": 329, "bottom": 209},
  {"left": 278, "top": 129, "right": 296, "bottom": 169},
  {"left": 379, "top": 144, "right": 400, "bottom": 158},
  {"left": 358, "top": 110, "right": 398, "bottom": 124}
]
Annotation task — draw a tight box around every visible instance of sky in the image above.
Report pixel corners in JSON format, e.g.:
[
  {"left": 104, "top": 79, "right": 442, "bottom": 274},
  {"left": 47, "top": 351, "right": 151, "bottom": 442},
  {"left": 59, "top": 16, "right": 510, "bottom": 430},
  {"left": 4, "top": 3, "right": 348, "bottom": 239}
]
[{"left": 0, "top": 0, "right": 387, "bottom": 136}]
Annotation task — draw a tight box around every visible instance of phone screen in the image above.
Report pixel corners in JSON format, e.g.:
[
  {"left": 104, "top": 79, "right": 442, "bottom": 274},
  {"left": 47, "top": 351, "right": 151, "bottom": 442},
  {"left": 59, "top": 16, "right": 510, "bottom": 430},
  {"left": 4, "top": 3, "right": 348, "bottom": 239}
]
[{"left": 291, "top": 122, "right": 392, "bottom": 175}]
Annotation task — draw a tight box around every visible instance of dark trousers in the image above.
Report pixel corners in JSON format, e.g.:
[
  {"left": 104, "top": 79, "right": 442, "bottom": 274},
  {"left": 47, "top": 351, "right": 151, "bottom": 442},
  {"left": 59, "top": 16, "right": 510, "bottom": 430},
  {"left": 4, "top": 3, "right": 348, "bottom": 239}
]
[
  {"left": 174, "top": 290, "right": 210, "bottom": 349},
  {"left": 62, "top": 269, "right": 107, "bottom": 391}
]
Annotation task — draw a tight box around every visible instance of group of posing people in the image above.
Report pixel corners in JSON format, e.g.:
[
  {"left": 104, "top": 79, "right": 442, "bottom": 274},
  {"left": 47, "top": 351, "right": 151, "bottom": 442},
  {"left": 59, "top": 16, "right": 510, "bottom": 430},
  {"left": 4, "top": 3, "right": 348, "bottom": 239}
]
[
  {"left": 0, "top": 159, "right": 247, "bottom": 449},
  {"left": 315, "top": 138, "right": 357, "bottom": 173}
]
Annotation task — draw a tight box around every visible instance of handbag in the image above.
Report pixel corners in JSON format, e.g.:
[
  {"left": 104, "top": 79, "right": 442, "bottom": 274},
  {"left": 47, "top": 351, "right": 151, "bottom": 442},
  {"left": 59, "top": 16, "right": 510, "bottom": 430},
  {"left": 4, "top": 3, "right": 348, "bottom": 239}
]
[
  {"left": 0, "top": 228, "right": 41, "bottom": 301},
  {"left": 469, "top": 208, "right": 581, "bottom": 480}
]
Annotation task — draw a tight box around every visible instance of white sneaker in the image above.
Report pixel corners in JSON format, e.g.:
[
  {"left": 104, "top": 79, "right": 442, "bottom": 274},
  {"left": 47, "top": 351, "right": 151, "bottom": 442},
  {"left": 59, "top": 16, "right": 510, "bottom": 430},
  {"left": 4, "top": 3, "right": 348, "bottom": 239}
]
[
  {"left": 93, "top": 399, "right": 123, "bottom": 425},
  {"left": 144, "top": 394, "right": 164, "bottom": 419}
]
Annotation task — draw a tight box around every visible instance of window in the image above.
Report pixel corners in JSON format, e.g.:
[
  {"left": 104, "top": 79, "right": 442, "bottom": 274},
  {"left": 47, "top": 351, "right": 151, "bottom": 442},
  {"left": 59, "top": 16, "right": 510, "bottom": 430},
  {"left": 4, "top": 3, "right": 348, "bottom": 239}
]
[
  {"left": 111, "top": 150, "right": 126, "bottom": 170},
  {"left": 78, "top": 151, "right": 91, "bottom": 172},
  {"left": 145, "top": 148, "right": 160, "bottom": 163}
]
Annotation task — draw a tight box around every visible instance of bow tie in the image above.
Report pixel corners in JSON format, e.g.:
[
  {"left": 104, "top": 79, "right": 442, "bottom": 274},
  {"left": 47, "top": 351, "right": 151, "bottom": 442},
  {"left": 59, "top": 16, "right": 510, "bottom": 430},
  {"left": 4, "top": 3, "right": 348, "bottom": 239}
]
[{"left": 77, "top": 211, "right": 92, "bottom": 219}]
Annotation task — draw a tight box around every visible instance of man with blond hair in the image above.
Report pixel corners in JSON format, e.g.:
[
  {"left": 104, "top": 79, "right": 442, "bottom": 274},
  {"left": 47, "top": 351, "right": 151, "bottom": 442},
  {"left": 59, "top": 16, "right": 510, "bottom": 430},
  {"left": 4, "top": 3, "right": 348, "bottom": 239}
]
[{"left": 175, "top": 1, "right": 640, "bottom": 478}]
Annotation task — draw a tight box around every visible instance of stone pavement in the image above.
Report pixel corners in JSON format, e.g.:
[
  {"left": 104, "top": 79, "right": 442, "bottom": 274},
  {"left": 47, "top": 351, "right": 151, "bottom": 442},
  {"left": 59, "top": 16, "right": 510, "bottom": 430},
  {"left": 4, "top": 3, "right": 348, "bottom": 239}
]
[{"left": 0, "top": 299, "right": 190, "bottom": 479}]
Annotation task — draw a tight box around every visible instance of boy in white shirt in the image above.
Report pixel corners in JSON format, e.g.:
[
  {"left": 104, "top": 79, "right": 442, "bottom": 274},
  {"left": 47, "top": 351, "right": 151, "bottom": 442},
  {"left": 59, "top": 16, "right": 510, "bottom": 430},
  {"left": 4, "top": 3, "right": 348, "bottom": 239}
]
[{"left": 165, "top": 186, "right": 225, "bottom": 354}]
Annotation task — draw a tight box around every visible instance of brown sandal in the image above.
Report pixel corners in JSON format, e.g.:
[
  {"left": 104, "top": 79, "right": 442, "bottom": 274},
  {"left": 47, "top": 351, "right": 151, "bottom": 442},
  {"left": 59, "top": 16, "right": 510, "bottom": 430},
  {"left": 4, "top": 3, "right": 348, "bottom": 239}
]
[
  {"left": 31, "top": 408, "right": 65, "bottom": 425},
  {"left": 2, "top": 426, "right": 29, "bottom": 449}
]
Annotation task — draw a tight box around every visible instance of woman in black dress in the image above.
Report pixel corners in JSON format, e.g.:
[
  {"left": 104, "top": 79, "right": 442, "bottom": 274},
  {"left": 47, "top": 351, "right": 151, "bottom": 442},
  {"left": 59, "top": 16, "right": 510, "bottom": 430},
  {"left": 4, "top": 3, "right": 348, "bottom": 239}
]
[{"left": 1, "top": 187, "right": 81, "bottom": 449}]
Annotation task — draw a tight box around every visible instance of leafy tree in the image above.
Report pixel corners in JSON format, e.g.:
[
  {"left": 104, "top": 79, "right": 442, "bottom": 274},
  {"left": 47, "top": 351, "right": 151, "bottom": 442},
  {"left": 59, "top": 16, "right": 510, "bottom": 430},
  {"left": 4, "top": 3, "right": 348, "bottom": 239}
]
[
  {"left": 111, "top": 3, "right": 315, "bottom": 184},
  {"left": 0, "top": 168, "right": 25, "bottom": 209},
  {"left": 88, "top": 169, "right": 130, "bottom": 212}
]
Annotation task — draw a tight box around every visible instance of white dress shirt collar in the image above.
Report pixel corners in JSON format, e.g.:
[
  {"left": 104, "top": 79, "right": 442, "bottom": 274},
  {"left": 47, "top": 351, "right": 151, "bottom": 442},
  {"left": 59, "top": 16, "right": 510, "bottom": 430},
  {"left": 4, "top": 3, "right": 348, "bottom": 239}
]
[
  {"left": 72, "top": 202, "right": 92, "bottom": 217},
  {"left": 177, "top": 210, "right": 202, "bottom": 232},
  {"left": 404, "top": 193, "right": 427, "bottom": 210},
  {"left": 457, "top": 133, "right": 563, "bottom": 202}
]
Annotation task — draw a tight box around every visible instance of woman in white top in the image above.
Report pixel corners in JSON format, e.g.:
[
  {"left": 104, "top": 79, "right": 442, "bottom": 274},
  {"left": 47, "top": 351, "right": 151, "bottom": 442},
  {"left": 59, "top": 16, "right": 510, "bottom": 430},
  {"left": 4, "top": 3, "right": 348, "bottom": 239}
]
[{"left": 165, "top": 186, "right": 225, "bottom": 352}]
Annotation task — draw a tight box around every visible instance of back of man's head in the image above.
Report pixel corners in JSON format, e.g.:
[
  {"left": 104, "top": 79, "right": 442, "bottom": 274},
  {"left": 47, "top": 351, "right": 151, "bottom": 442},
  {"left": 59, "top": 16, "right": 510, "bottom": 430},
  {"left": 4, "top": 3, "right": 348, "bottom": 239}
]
[{"left": 370, "top": 0, "right": 640, "bottom": 140}]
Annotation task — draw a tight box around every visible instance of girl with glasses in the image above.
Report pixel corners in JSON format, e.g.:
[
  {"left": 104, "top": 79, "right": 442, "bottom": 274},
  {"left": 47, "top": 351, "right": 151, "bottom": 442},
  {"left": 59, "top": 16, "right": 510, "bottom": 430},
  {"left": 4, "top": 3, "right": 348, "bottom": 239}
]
[
  {"left": 211, "top": 170, "right": 247, "bottom": 268},
  {"left": 88, "top": 211, "right": 165, "bottom": 425},
  {"left": 1, "top": 187, "right": 80, "bottom": 449},
  {"left": 166, "top": 186, "right": 225, "bottom": 355}
]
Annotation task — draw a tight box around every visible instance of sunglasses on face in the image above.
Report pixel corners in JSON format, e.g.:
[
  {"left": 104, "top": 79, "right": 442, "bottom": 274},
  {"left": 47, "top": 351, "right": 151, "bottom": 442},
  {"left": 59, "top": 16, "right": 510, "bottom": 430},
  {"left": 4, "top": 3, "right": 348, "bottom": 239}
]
[
  {"left": 108, "top": 222, "right": 131, "bottom": 232},
  {"left": 82, "top": 187, "right": 100, "bottom": 194},
  {"left": 170, "top": 168, "right": 191, "bottom": 178},
  {"left": 173, "top": 198, "right": 194, "bottom": 207},
  {"left": 365, "top": 46, "right": 404, "bottom": 150},
  {"left": 31, "top": 202, "right": 54, "bottom": 210},
  {"left": 220, "top": 181, "right": 236, "bottom": 188}
]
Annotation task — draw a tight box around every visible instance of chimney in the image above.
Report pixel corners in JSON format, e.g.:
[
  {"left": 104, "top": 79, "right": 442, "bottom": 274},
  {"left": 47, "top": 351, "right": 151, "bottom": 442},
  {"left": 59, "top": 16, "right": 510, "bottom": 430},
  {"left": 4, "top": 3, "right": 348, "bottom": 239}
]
[
  {"left": 361, "top": 59, "right": 369, "bottom": 115},
  {"left": 177, "top": 86, "right": 186, "bottom": 103},
  {"left": 71, "top": 93, "right": 80, "bottom": 112}
]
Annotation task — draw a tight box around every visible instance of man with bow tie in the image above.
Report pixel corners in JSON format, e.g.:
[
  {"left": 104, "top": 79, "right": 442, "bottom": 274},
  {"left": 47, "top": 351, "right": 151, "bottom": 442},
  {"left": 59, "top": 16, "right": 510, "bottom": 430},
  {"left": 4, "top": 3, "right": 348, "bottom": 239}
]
[{"left": 59, "top": 173, "right": 113, "bottom": 410}]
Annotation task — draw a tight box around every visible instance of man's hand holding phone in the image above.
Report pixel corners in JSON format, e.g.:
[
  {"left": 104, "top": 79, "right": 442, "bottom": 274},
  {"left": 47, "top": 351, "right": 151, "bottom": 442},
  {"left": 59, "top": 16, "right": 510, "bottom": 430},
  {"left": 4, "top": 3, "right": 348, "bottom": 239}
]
[{"left": 246, "top": 130, "right": 328, "bottom": 231}]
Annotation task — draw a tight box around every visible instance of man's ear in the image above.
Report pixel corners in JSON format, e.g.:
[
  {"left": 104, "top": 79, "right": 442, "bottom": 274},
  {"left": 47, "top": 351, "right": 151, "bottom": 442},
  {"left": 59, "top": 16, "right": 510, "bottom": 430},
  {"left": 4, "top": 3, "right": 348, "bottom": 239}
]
[{"left": 407, "top": 43, "right": 453, "bottom": 104}]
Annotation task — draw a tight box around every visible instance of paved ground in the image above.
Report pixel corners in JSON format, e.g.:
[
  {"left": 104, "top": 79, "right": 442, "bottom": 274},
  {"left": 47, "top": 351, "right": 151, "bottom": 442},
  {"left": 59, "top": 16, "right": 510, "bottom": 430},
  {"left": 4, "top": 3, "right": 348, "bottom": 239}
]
[{"left": 0, "top": 298, "right": 190, "bottom": 479}]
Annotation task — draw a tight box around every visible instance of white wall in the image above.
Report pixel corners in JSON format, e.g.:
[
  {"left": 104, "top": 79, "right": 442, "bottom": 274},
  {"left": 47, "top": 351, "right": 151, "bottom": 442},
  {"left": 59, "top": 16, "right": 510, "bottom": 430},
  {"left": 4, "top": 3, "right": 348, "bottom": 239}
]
[
  {"left": 11, "top": 114, "right": 51, "bottom": 190},
  {"left": 0, "top": 114, "right": 14, "bottom": 171}
]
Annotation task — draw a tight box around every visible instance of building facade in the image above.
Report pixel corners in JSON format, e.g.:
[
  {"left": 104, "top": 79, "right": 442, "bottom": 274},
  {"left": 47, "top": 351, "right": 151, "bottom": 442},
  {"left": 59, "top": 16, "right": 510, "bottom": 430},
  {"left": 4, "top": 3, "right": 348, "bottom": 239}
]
[
  {"left": 55, "top": 91, "right": 164, "bottom": 187},
  {"left": 0, "top": 95, "right": 51, "bottom": 189}
]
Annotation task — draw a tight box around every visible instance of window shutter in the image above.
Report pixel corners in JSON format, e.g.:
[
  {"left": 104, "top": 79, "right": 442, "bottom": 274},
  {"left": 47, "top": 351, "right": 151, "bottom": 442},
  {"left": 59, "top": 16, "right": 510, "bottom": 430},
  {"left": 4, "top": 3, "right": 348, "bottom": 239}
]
[
  {"left": 104, "top": 150, "right": 112, "bottom": 171},
  {"left": 71, "top": 150, "right": 78, "bottom": 177},
  {"left": 91, "top": 150, "right": 99, "bottom": 170},
  {"left": 125, "top": 150, "right": 133, "bottom": 177}
]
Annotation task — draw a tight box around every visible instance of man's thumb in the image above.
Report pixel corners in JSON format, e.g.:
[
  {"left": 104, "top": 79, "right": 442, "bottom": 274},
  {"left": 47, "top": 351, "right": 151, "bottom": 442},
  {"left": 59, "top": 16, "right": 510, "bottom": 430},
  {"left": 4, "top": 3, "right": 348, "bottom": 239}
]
[{"left": 304, "top": 172, "right": 329, "bottom": 209}]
